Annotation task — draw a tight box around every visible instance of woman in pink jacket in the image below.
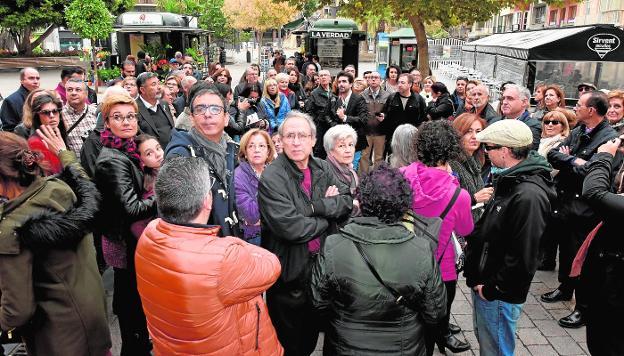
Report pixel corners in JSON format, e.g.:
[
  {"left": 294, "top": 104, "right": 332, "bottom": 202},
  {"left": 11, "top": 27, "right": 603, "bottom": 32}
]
[{"left": 400, "top": 120, "right": 474, "bottom": 354}]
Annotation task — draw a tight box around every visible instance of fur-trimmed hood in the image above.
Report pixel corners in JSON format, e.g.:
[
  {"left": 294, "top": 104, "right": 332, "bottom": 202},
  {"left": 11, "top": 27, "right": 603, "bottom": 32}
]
[{"left": 15, "top": 165, "right": 101, "bottom": 251}]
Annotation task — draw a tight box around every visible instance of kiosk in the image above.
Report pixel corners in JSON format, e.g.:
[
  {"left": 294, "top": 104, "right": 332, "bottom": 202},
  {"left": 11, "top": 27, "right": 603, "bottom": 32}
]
[
  {"left": 114, "top": 12, "right": 209, "bottom": 61},
  {"left": 387, "top": 27, "right": 419, "bottom": 72},
  {"left": 461, "top": 24, "right": 624, "bottom": 100},
  {"left": 304, "top": 19, "right": 366, "bottom": 75}
]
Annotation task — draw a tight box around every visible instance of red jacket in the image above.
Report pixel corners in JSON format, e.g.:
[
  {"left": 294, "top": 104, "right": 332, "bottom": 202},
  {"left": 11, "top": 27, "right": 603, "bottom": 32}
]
[{"left": 135, "top": 219, "right": 283, "bottom": 356}]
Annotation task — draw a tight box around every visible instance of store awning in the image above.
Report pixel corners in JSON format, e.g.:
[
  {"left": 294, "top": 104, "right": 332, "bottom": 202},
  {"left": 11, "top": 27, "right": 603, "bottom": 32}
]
[
  {"left": 462, "top": 24, "right": 624, "bottom": 61},
  {"left": 387, "top": 27, "right": 415, "bottom": 38},
  {"left": 283, "top": 17, "right": 304, "bottom": 31}
]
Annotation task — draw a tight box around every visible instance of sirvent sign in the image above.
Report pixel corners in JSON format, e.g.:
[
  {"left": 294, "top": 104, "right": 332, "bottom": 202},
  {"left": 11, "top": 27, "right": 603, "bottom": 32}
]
[
  {"left": 587, "top": 33, "right": 621, "bottom": 59},
  {"left": 310, "top": 31, "right": 351, "bottom": 39}
]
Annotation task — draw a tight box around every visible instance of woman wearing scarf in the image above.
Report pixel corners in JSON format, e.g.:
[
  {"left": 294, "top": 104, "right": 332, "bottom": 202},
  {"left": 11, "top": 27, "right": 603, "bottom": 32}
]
[
  {"left": 260, "top": 78, "right": 291, "bottom": 134},
  {"left": 94, "top": 94, "right": 157, "bottom": 356},
  {"left": 324, "top": 124, "right": 361, "bottom": 216},
  {"left": 276, "top": 72, "right": 299, "bottom": 109}
]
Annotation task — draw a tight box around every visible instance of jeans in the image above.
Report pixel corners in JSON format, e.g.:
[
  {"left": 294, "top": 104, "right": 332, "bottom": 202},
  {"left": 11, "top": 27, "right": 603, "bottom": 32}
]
[
  {"left": 472, "top": 291, "right": 522, "bottom": 356},
  {"left": 352, "top": 151, "right": 362, "bottom": 172}
]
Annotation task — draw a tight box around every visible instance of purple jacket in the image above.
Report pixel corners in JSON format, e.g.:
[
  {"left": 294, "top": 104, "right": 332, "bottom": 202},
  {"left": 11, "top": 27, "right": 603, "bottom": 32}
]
[
  {"left": 401, "top": 162, "right": 474, "bottom": 281},
  {"left": 234, "top": 161, "right": 261, "bottom": 240}
]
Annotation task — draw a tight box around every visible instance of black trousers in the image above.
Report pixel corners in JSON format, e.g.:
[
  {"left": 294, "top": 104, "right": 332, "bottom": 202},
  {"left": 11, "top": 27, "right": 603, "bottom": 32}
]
[
  {"left": 425, "top": 280, "right": 456, "bottom": 356},
  {"left": 551, "top": 214, "right": 598, "bottom": 312},
  {"left": 113, "top": 268, "right": 151, "bottom": 356},
  {"left": 266, "top": 285, "right": 320, "bottom": 356}
]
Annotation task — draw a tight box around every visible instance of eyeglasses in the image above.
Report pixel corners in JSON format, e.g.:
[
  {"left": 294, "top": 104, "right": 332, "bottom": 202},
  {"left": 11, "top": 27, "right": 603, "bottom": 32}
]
[
  {"left": 248, "top": 143, "right": 268, "bottom": 151},
  {"left": 483, "top": 144, "right": 503, "bottom": 152},
  {"left": 284, "top": 132, "right": 312, "bottom": 142},
  {"left": 578, "top": 86, "right": 593, "bottom": 92},
  {"left": 38, "top": 108, "right": 61, "bottom": 116},
  {"left": 192, "top": 104, "right": 224, "bottom": 116},
  {"left": 543, "top": 120, "right": 562, "bottom": 126},
  {"left": 110, "top": 112, "right": 138, "bottom": 123}
]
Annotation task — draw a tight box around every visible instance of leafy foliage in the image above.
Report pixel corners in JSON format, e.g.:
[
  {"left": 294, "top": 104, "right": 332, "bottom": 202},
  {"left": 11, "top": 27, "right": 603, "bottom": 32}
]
[
  {"left": 65, "top": 0, "right": 114, "bottom": 41},
  {"left": 156, "top": 0, "right": 233, "bottom": 39},
  {"left": 223, "top": 0, "right": 295, "bottom": 32}
]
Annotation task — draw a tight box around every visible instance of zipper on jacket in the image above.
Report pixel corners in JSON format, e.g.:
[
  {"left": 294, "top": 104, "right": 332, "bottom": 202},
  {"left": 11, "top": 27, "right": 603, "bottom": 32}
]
[
  {"left": 255, "top": 302, "right": 261, "bottom": 350},
  {"left": 478, "top": 242, "right": 489, "bottom": 275}
]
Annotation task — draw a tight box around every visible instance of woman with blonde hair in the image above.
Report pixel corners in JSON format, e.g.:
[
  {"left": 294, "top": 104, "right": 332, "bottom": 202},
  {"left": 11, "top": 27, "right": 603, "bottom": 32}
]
[
  {"left": 259, "top": 78, "right": 291, "bottom": 133},
  {"left": 607, "top": 89, "right": 624, "bottom": 133},
  {"left": 538, "top": 110, "right": 570, "bottom": 158},
  {"left": 234, "top": 129, "right": 276, "bottom": 245},
  {"left": 14, "top": 88, "right": 50, "bottom": 138}
]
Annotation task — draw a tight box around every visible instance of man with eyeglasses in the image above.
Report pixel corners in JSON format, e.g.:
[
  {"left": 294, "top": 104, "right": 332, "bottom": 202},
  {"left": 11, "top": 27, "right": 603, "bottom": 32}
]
[
  {"left": 0, "top": 67, "right": 40, "bottom": 131},
  {"left": 491, "top": 84, "right": 541, "bottom": 150},
  {"left": 61, "top": 78, "right": 98, "bottom": 155},
  {"left": 360, "top": 71, "right": 391, "bottom": 174},
  {"left": 305, "top": 69, "right": 337, "bottom": 158},
  {"left": 543, "top": 90, "right": 622, "bottom": 328},
  {"left": 258, "top": 111, "right": 352, "bottom": 356},
  {"left": 234, "top": 66, "right": 261, "bottom": 102},
  {"left": 166, "top": 88, "right": 241, "bottom": 238},
  {"left": 464, "top": 119, "right": 555, "bottom": 356},
  {"left": 136, "top": 72, "right": 175, "bottom": 148}
]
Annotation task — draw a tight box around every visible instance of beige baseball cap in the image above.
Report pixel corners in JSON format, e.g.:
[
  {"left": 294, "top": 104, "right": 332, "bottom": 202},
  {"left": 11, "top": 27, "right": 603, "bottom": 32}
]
[{"left": 476, "top": 119, "right": 533, "bottom": 148}]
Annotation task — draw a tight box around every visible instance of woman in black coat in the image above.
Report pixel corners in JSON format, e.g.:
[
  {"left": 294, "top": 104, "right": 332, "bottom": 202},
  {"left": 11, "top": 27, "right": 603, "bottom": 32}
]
[
  {"left": 426, "top": 82, "right": 455, "bottom": 121},
  {"left": 311, "top": 165, "right": 446, "bottom": 355},
  {"left": 580, "top": 136, "right": 624, "bottom": 356},
  {"left": 94, "top": 93, "right": 156, "bottom": 356}
]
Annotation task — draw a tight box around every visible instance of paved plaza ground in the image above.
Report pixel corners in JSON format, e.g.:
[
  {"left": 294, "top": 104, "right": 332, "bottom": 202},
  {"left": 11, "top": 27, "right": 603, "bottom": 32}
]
[{"left": 0, "top": 58, "right": 587, "bottom": 356}]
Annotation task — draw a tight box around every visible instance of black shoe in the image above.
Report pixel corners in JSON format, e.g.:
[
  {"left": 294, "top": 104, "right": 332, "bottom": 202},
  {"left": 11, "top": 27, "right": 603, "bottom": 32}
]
[
  {"left": 540, "top": 289, "right": 572, "bottom": 303},
  {"left": 559, "top": 310, "right": 585, "bottom": 328},
  {"left": 537, "top": 261, "right": 555, "bottom": 271},
  {"left": 437, "top": 333, "right": 471, "bottom": 353},
  {"left": 448, "top": 323, "right": 461, "bottom": 334}
]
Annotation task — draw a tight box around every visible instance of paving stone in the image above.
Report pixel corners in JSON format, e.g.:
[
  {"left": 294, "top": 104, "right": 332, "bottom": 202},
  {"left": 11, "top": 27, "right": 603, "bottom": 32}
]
[
  {"left": 524, "top": 292, "right": 539, "bottom": 305},
  {"left": 534, "top": 319, "right": 569, "bottom": 337},
  {"left": 523, "top": 304, "right": 552, "bottom": 320},
  {"left": 515, "top": 342, "right": 532, "bottom": 356},
  {"left": 550, "top": 308, "right": 576, "bottom": 320},
  {"left": 579, "top": 342, "right": 590, "bottom": 355},
  {"left": 527, "top": 344, "right": 560, "bottom": 355},
  {"left": 517, "top": 312, "right": 535, "bottom": 328},
  {"left": 454, "top": 313, "right": 474, "bottom": 331},
  {"left": 463, "top": 330, "right": 479, "bottom": 350},
  {"left": 541, "top": 299, "right": 570, "bottom": 310},
  {"left": 517, "top": 327, "right": 549, "bottom": 345},
  {"left": 451, "top": 299, "right": 472, "bottom": 315},
  {"left": 564, "top": 326, "right": 587, "bottom": 343},
  {"left": 549, "top": 336, "right": 586, "bottom": 355},
  {"left": 315, "top": 333, "right": 324, "bottom": 350}
]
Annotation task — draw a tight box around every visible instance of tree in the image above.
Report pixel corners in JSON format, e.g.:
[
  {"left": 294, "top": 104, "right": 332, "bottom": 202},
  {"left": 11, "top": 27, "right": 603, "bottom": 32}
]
[
  {"left": 286, "top": 0, "right": 573, "bottom": 75},
  {"left": 66, "top": 0, "right": 115, "bottom": 92},
  {"left": 0, "top": 0, "right": 133, "bottom": 55},
  {"left": 223, "top": 0, "right": 295, "bottom": 64},
  {"left": 156, "top": 0, "right": 233, "bottom": 40}
]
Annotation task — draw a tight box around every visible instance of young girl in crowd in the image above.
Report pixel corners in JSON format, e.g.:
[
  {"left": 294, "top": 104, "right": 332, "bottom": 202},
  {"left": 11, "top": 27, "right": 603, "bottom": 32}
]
[{"left": 130, "top": 135, "right": 163, "bottom": 238}]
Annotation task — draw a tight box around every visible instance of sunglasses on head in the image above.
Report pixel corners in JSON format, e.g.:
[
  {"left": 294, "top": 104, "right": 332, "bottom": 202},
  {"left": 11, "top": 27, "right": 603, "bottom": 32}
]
[{"left": 544, "top": 120, "right": 562, "bottom": 125}]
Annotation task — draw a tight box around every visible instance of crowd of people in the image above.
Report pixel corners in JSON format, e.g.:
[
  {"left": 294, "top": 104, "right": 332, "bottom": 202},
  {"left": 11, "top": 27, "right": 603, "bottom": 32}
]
[{"left": 0, "top": 49, "right": 623, "bottom": 356}]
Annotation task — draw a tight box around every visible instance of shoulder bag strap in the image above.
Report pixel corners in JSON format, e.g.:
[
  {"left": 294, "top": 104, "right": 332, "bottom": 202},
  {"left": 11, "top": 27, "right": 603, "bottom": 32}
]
[
  {"left": 436, "top": 186, "right": 462, "bottom": 264},
  {"left": 66, "top": 109, "right": 90, "bottom": 135},
  {"left": 353, "top": 241, "right": 406, "bottom": 305}
]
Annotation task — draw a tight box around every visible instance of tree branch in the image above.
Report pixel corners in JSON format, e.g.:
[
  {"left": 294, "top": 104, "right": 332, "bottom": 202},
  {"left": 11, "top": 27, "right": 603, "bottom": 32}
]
[{"left": 31, "top": 24, "right": 58, "bottom": 50}]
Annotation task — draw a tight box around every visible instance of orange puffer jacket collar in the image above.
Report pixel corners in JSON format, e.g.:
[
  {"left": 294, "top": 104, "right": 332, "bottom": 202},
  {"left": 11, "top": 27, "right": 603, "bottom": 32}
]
[{"left": 135, "top": 218, "right": 283, "bottom": 356}]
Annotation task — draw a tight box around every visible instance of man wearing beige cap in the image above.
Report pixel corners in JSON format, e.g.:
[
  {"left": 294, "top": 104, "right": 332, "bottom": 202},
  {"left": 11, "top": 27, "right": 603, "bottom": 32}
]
[{"left": 463, "top": 119, "right": 556, "bottom": 356}]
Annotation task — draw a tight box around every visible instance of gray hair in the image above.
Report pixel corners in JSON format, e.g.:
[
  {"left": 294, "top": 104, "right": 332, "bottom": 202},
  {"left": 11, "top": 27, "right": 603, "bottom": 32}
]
[
  {"left": 275, "top": 73, "right": 289, "bottom": 82},
  {"left": 323, "top": 124, "right": 357, "bottom": 153},
  {"left": 66, "top": 77, "right": 87, "bottom": 90},
  {"left": 278, "top": 111, "right": 317, "bottom": 139},
  {"left": 504, "top": 84, "right": 531, "bottom": 102},
  {"left": 156, "top": 157, "right": 213, "bottom": 224},
  {"left": 181, "top": 76, "right": 197, "bottom": 89},
  {"left": 390, "top": 124, "right": 419, "bottom": 168}
]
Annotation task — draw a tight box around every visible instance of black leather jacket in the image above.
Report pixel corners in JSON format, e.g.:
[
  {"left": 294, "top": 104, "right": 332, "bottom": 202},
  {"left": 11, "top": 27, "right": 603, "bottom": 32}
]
[{"left": 94, "top": 147, "right": 156, "bottom": 249}]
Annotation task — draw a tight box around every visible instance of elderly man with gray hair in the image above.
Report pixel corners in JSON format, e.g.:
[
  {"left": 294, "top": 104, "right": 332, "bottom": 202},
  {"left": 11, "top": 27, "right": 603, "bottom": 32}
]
[
  {"left": 462, "top": 84, "right": 498, "bottom": 124},
  {"left": 491, "top": 84, "right": 542, "bottom": 150},
  {"left": 259, "top": 111, "right": 353, "bottom": 355},
  {"left": 135, "top": 157, "right": 283, "bottom": 355}
]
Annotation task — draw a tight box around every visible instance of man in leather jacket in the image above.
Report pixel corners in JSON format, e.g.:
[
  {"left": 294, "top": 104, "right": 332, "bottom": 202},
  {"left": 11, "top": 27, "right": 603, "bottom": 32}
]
[
  {"left": 258, "top": 111, "right": 352, "bottom": 355},
  {"left": 542, "top": 90, "right": 622, "bottom": 328}
]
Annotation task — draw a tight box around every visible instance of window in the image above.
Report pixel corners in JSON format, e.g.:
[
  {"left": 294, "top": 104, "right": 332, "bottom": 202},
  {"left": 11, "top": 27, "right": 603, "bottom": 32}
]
[
  {"left": 568, "top": 6, "right": 577, "bottom": 23},
  {"left": 534, "top": 5, "right": 546, "bottom": 24},
  {"left": 560, "top": 8, "right": 567, "bottom": 25},
  {"left": 549, "top": 10, "right": 558, "bottom": 26}
]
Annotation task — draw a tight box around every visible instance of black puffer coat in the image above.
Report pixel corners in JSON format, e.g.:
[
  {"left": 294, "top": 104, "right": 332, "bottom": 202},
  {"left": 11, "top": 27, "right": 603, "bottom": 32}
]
[
  {"left": 426, "top": 92, "right": 454, "bottom": 120},
  {"left": 311, "top": 217, "right": 447, "bottom": 355}
]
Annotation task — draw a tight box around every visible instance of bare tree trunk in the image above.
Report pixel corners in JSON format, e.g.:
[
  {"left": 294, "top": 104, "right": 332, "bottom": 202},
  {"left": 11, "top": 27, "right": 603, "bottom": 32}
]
[
  {"left": 92, "top": 45, "right": 99, "bottom": 94},
  {"left": 407, "top": 15, "right": 430, "bottom": 76}
]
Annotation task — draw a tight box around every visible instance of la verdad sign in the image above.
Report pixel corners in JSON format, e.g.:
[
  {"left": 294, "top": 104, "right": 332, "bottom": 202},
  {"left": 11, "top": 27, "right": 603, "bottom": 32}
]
[{"left": 310, "top": 31, "right": 351, "bottom": 40}]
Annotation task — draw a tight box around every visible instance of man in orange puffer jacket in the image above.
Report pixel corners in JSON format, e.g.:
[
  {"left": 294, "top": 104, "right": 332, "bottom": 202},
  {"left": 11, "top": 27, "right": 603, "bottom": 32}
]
[{"left": 135, "top": 157, "right": 284, "bottom": 356}]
